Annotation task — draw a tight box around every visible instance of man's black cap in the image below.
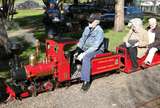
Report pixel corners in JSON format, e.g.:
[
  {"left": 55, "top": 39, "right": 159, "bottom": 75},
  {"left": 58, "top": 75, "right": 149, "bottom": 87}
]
[{"left": 88, "top": 13, "right": 101, "bottom": 22}]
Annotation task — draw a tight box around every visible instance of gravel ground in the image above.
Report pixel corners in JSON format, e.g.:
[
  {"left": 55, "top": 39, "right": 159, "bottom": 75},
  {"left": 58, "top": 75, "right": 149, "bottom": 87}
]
[{"left": 1, "top": 66, "right": 160, "bottom": 108}]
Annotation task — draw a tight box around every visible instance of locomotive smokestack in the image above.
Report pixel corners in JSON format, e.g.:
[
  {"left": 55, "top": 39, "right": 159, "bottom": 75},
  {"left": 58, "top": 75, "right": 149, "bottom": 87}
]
[
  {"left": 35, "top": 39, "right": 40, "bottom": 57},
  {"left": 29, "top": 54, "right": 37, "bottom": 66}
]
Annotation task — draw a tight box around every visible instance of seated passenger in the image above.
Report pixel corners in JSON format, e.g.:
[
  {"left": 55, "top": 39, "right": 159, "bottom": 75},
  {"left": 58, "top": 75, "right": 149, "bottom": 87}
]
[
  {"left": 123, "top": 18, "right": 149, "bottom": 71},
  {"left": 47, "top": 2, "right": 60, "bottom": 21},
  {"left": 43, "top": 1, "right": 60, "bottom": 38},
  {"left": 73, "top": 13, "right": 105, "bottom": 91},
  {"left": 144, "top": 18, "right": 160, "bottom": 65}
]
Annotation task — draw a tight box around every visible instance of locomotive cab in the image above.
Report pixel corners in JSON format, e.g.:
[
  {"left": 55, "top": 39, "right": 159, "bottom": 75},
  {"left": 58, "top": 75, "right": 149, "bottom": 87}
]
[
  {"left": 46, "top": 37, "right": 121, "bottom": 81},
  {"left": 70, "top": 38, "right": 110, "bottom": 79}
]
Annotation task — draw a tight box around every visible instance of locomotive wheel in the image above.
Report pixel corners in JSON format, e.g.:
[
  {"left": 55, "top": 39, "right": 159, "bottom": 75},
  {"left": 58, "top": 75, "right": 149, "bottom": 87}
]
[
  {"left": 0, "top": 78, "right": 10, "bottom": 103},
  {"left": 65, "top": 81, "right": 71, "bottom": 88},
  {"left": 28, "top": 84, "right": 37, "bottom": 97},
  {"left": 44, "top": 81, "right": 54, "bottom": 91},
  {"left": 116, "top": 70, "right": 121, "bottom": 74},
  {"left": 32, "top": 84, "right": 38, "bottom": 97},
  {"left": 32, "top": 89, "right": 37, "bottom": 97},
  {"left": 55, "top": 82, "right": 60, "bottom": 88},
  {"left": 5, "top": 94, "right": 15, "bottom": 103}
]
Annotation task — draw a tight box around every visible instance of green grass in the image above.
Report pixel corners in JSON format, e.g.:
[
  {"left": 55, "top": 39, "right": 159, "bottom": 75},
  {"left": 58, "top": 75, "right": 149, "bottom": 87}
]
[
  {"left": 15, "top": 0, "right": 44, "bottom": 5},
  {"left": 105, "top": 28, "right": 129, "bottom": 51},
  {"left": 0, "top": 71, "right": 10, "bottom": 79},
  {"left": 14, "top": 9, "right": 44, "bottom": 28},
  {"left": 14, "top": 9, "right": 44, "bottom": 18}
]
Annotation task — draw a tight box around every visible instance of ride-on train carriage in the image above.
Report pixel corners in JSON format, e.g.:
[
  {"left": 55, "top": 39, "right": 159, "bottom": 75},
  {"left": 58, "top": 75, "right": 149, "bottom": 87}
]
[
  {"left": 4, "top": 37, "right": 160, "bottom": 100},
  {"left": 117, "top": 47, "right": 160, "bottom": 73}
]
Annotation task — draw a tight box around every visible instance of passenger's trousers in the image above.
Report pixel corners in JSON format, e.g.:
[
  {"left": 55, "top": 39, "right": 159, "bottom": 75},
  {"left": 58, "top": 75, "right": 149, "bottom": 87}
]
[
  {"left": 81, "top": 50, "right": 103, "bottom": 82},
  {"left": 127, "top": 47, "right": 138, "bottom": 68},
  {"left": 144, "top": 47, "right": 158, "bottom": 64}
]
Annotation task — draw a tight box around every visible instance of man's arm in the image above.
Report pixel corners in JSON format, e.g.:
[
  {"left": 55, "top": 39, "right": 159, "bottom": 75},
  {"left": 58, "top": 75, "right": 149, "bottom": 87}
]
[
  {"left": 148, "top": 29, "right": 160, "bottom": 48},
  {"left": 123, "top": 29, "right": 132, "bottom": 43},
  {"left": 77, "top": 27, "right": 88, "bottom": 49}
]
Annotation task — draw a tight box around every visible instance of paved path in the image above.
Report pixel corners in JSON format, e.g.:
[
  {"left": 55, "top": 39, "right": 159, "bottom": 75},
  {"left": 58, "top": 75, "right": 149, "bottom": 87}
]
[{"left": 1, "top": 66, "right": 160, "bottom": 108}]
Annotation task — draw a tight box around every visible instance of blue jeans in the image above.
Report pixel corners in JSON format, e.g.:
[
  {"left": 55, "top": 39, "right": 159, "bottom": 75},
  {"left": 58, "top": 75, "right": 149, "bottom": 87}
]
[{"left": 81, "top": 50, "right": 103, "bottom": 82}]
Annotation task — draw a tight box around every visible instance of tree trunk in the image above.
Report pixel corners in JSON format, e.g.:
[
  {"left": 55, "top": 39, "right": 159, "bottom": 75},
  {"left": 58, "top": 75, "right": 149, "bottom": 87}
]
[
  {"left": 114, "top": 0, "right": 124, "bottom": 32},
  {"left": 0, "top": 17, "right": 10, "bottom": 57},
  {"left": 0, "top": 0, "right": 15, "bottom": 59},
  {"left": 0, "top": 18, "right": 8, "bottom": 46}
]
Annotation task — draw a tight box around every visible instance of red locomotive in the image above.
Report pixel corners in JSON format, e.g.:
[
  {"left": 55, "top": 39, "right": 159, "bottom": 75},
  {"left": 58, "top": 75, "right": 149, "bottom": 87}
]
[{"left": 3, "top": 37, "right": 160, "bottom": 101}]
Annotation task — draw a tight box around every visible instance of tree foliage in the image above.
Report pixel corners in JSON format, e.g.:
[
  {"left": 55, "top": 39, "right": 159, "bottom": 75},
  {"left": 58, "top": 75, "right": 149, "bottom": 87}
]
[{"left": 42, "top": 0, "right": 49, "bottom": 6}]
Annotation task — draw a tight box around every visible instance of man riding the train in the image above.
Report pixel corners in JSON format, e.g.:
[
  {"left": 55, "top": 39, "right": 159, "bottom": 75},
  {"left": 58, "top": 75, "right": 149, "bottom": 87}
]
[{"left": 73, "top": 13, "right": 105, "bottom": 91}]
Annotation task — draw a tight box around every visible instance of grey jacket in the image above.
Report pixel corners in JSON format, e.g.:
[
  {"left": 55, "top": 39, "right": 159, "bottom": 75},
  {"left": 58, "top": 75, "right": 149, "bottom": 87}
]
[{"left": 77, "top": 25, "right": 104, "bottom": 54}]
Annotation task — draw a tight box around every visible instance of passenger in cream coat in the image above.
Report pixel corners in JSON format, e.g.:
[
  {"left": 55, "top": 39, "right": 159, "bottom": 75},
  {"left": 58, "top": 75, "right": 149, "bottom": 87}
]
[{"left": 123, "top": 18, "right": 149, "bottom": 71}]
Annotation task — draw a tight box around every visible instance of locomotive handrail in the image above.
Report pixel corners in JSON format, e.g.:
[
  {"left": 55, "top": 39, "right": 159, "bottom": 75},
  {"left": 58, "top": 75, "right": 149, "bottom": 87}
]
[
  {"left": 61, "top": 41, "right": 78, "bottom": 46},
  {"left": 94, "top": 52, "right": 112, "bottom": 58}
]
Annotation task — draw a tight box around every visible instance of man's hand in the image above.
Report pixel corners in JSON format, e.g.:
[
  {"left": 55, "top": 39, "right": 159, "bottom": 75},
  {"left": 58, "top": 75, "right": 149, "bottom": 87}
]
[
  {"left": 74, "top": 52, "right": 79, "bottom": 58},
  {"left": 125, "top": 42, "right": 131, "bottom": 47},
  {"left": 48, "top": 14, "right": 53, "bottom": 17},
  {"left": 132, "top": 42, "right": 139, "bottom": 47},
  {"left": 77, "top": 53, "right": 86, "bottom": 61}
]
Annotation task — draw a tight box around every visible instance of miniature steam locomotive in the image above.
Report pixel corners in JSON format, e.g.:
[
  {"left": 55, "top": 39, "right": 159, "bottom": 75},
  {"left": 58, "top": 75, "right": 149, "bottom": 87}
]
[{"left": 2, "top": 37, "right": 160, "bottom": 101}]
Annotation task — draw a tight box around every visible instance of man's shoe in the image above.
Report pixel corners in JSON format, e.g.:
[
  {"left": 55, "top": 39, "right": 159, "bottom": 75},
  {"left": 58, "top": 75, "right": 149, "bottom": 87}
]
[
  {"left": 145, "top": 61, "right": 151, "bottom": 66},
  {"left": 131, "top": 67, "right": 137, "bottom": 72},
  {"left": 81, "top": 81, "right": 91, "bottom": 91},
  {"left": 141, "top": 62, "right": 151, "bottom": 69},
  {"left": 140, "top": 64, "right": 148, "bottom": 69}
]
